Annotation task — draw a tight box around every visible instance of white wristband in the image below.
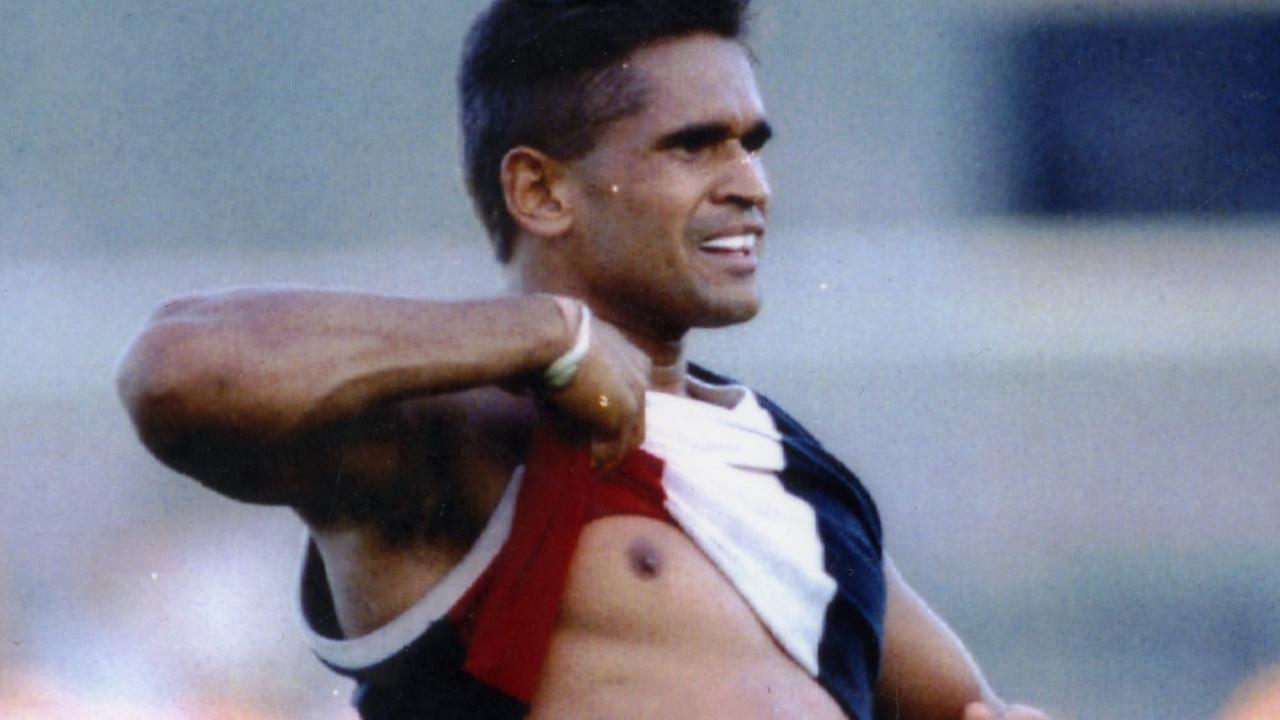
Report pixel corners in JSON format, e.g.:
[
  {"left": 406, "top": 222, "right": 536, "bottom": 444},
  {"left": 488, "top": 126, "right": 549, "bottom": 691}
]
[{"left": 543, "top": 301, "right": 591, "bottom": 390}]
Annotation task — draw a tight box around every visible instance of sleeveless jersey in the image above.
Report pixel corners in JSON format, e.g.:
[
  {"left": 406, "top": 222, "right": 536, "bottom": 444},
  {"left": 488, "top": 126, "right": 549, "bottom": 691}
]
[{"left": 299, "top": 367, "right": 885, "bottom": 719}]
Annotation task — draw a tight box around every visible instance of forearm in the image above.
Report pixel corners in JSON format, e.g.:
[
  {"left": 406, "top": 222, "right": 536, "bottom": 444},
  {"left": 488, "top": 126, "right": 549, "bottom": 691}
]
[
  {"left": 874, "top": 556, "right": 998, "bottom": 720},
  {"left": 874, "top": 557, "right": 1056, "bottom": 720},
  {"left": 117, "top": 286, "right": 570, "bottom": 460}
]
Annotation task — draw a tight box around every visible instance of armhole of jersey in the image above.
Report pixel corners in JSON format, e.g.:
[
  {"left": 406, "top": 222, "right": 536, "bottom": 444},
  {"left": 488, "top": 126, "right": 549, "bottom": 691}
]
[{"left": 297, "top": 467, "right": 524, "bottom": 672}]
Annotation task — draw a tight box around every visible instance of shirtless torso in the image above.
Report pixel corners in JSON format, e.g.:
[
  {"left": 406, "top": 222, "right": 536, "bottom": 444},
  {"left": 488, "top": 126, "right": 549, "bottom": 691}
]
[
  {"left": 118, "top": 10, "right": 1050, "bottom": 718},
  {"left": 535, "top": 517, "right": 845, "bottom": 719},
  {"left": 300, "top": 378, "right": 854, "bottom": 719}
]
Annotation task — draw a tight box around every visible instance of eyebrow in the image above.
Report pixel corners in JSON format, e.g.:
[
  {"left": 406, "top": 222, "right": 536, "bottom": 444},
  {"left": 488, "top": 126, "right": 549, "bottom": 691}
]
[
  {"left": 655, "top": 119, "right": 774, "bottom": 152},
  {"left": 741, "top": 120, "right": 774, "bottom": 151}
]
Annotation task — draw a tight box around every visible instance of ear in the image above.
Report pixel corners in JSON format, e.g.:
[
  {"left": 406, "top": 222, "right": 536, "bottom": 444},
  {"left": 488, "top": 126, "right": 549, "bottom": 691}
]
[{"left": 500, "top": 146, "right": 573, "bottom": 239}]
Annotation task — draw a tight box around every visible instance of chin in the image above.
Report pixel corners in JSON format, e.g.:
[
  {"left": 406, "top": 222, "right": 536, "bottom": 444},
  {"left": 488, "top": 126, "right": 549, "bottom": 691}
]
[{"left": 691, "top": 294, "right": 761, "bottom": 328}]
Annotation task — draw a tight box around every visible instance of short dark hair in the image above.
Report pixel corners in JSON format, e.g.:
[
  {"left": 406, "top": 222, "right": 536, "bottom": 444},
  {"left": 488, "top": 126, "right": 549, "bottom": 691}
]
[{"left": 459, "top": 0, "right": 753, "bottom": 262}]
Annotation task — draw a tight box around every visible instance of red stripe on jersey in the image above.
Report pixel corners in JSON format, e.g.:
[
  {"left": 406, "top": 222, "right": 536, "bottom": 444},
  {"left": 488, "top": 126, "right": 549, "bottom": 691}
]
[{"left": 448, "top": 423, "right": 671, "bottom": 702}]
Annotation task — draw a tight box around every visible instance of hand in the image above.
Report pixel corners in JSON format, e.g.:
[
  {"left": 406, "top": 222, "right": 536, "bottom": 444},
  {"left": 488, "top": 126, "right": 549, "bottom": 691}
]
[
  {"left": 963, "top": 702, "right": 1053, "bottom": 720},
  {"left": 544, "top": 310, "right": 650, "bottom": 470}
]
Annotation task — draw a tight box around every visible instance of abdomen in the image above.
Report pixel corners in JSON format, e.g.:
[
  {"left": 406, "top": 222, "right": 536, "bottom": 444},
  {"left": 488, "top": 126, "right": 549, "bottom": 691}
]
[{"left": 529, "top": 516, "right": 848, "bottom": 719}]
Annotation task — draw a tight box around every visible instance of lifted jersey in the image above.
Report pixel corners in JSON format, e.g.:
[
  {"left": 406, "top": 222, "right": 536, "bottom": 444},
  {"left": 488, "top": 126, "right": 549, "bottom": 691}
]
[{"left": 300, "top": 367, "right": 885, "bottom": 719}]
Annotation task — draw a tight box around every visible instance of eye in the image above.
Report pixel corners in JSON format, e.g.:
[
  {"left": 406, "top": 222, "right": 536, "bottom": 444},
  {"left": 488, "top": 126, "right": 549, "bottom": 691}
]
[
  {"left": 675, "top": 137, "right": 715, "bottom": 154},
  {"left": 657, "top": 121, "right": 773, "bottom": 159},
  {"left": 659, "top": 125, "right": 729, "bottom": 158},
  {"left": 672, "top": 129, "right": 723, "bottom": 155}
]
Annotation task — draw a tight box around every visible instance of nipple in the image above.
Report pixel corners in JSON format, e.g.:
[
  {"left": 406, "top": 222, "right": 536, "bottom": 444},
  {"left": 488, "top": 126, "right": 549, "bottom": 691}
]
[{"left": 627, "top": 537, "right": 662, "bottom": 579}]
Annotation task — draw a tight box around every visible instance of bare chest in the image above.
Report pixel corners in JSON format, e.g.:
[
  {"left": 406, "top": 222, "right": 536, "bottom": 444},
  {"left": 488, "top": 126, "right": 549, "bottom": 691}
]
[{"left": 530, "top": 516, "right": 847, "bottom": 719}]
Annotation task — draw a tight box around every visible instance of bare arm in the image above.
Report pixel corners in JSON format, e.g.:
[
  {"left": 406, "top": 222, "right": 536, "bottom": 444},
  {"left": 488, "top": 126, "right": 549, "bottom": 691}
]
[
  {"left": 873, "top": 556, "right": 1052, "bottom": 720},
  {"left": 874, "top": 555, "right": 997, "bottom": 720},
  {"left": 116, "top": 287, "right": 628, "bottom": 508}
]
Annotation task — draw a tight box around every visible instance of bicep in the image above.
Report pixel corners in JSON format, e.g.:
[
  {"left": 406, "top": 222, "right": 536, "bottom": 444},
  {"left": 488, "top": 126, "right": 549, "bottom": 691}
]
[{"left": 874, "top": 555, "right": 997, "bottom": 720}]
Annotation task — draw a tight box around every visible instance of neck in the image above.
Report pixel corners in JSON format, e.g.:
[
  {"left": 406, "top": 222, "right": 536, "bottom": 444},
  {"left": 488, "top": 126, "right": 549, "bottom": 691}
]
[
  {"left": 637, "top": 336, "right": 689, "bottom": 397},
  {"left": 591, "top": 303, "right": 691, "bottom": 398},
  {"left": 510, "top": 268, "right": 690, "bottom": 397}
]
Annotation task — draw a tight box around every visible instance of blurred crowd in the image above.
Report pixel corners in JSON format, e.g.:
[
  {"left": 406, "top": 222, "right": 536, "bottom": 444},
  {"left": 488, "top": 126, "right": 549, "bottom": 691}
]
[{"left": 0, "top": 670, "right": 325, "bottom": 720}]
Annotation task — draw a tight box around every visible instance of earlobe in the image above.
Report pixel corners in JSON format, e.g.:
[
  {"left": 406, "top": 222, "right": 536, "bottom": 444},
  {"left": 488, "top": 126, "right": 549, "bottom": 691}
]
[{"left": 500, "top": 147, "right": 573, "bottom": 239}]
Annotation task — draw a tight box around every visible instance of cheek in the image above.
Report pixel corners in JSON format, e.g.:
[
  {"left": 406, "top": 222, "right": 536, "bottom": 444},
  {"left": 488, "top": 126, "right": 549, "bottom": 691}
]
[
  {"left": 586, "top": 166, "right": 703, "bottom": 258},
  {"left": 615, "top": 183, "right": 696, "bottom": 234}
]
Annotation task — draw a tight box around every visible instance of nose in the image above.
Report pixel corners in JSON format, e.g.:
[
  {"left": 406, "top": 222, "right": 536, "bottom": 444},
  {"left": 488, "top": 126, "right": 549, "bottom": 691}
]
[{"left": 713, "top": 144, "right": 770, "bottom": 213}]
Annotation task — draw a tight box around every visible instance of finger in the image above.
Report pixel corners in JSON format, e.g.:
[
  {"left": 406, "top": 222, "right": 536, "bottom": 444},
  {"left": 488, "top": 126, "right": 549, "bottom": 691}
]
[
  {"left": 630, "top": 388, "right": 646, "bottom": 448},
  {"left": 963, "top": 703, "right": 996, "bottom": 720},
  {"left": 589, "top": 434, "right": 611, "bottom": 471},
  {"left": 593, "top": 403, "right": 645, "bottom": 471},
  {"left": 609, "top": 420, "right": 641, "bottom": 469},
  {"left": 590, "top": 432, "right": 627, "bottom": 472}
]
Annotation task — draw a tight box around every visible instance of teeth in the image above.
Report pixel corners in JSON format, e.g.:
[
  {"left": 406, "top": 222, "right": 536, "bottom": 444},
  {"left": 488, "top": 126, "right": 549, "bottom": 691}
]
[{"left": 701, "top": 234, "right": 756, "bottom": 251}]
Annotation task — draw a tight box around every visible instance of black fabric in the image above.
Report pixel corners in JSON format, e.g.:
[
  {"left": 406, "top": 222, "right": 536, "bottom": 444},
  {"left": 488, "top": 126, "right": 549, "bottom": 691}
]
[
  {"left": 346, "top": 620, "right": 526, "bottom": 720},
  {"left": 302, "top": 543, "right": 527, "bottom": 719}
]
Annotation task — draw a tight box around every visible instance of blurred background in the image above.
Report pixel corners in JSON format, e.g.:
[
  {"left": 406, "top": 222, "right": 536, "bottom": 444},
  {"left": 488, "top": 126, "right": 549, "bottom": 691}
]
[{"left": 2, "top": 1, "right": 1277, "bottom": 718}]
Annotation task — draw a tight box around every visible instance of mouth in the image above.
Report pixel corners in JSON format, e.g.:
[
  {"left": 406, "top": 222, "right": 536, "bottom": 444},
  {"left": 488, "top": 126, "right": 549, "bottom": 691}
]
[
  {"left": 698, "top": 233, "right": 759, "bottom": 258},
  {"left": 695, "top": 231, "right": 761, "bottom": 279}
]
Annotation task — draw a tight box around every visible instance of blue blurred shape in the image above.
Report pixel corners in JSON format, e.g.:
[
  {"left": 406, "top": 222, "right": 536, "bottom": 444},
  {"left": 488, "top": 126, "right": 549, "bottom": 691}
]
[{"left": 1008, "top": 13, "right": 1280, "bottom": 216}]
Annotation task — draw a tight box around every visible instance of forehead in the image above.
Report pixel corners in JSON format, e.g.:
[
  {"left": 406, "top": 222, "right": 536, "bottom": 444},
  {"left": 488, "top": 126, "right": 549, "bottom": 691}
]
[{"left": 612, "top": 33, "right": 765, "bottom": 140}]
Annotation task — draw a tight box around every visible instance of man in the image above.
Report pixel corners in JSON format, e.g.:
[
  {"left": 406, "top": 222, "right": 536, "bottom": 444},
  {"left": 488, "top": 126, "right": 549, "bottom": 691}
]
[{"left": 118, "top": 1, "right": 1052, "bottom": 718}]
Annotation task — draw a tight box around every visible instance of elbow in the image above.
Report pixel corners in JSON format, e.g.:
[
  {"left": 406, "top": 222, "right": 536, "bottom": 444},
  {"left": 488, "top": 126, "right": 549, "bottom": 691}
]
[
  {"left": 116, "top": 295, "right": 306, "bottom": 506},
  {"left": 116, "top": 316, "right": 209, "bottom": 461},
  {"left": 116, "top": 319, "right": 283, "bottom": 503},
  {"left": 116, "top": 293, "right": 258, "bottom": 465},
  {"left": 119, "top": 289, "right": 313, "bottom": 453}
]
